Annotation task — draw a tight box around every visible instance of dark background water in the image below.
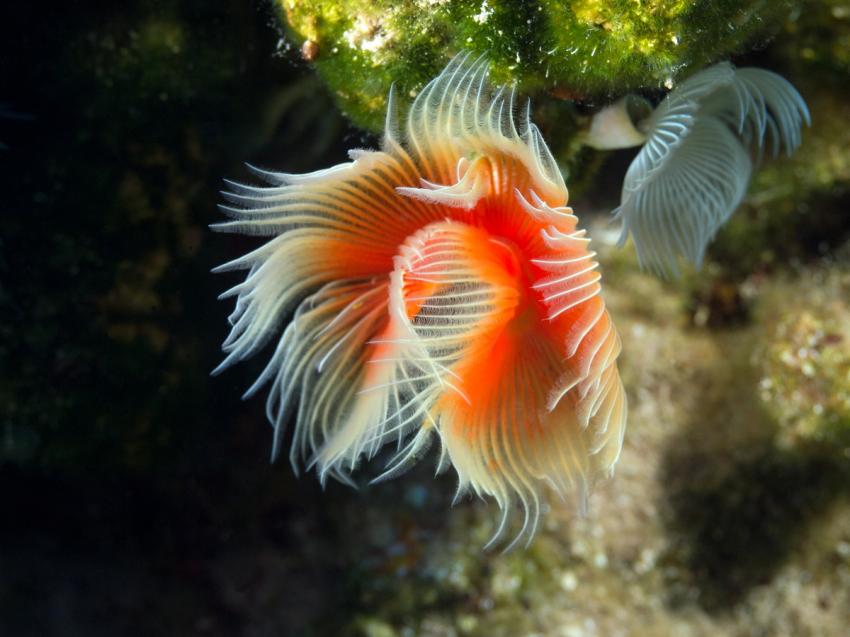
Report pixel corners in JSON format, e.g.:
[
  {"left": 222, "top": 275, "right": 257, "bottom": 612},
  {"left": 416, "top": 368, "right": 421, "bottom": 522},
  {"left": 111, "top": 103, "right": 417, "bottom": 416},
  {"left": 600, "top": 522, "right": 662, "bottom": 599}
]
[{"left": 0, "top": 2, "right": 395, "bottom": 635}]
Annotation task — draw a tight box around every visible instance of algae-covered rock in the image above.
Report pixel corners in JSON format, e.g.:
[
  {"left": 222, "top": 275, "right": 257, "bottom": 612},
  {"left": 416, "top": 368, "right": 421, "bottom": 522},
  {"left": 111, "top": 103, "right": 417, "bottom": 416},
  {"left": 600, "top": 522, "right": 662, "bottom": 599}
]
[{"left": 275, "top": 0, "right": 797, "bottom": 131}]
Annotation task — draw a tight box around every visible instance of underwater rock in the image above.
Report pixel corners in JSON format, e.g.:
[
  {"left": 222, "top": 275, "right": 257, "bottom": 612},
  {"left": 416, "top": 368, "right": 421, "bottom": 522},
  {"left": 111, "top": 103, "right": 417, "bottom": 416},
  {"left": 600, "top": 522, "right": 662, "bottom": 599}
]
[
  {"left": 274, "top": 0, "right": 798, "bottom": 131},
  {"left": 756, "top": 266, "right": 850, "bottom": 452}
]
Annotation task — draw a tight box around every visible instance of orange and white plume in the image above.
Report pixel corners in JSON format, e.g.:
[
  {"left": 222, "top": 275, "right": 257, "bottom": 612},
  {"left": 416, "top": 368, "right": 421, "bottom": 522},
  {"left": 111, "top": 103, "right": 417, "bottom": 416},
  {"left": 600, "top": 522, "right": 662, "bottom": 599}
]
[{"left": 213, "top": 55, "right": 627, "bottom": 547}]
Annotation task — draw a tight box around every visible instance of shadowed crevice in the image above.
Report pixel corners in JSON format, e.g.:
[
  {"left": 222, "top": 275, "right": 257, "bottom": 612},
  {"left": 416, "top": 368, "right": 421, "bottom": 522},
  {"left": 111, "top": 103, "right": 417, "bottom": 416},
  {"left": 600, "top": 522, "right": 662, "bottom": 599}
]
[{"left": 661, "top": 425, "right": 849, "bottom": 612}]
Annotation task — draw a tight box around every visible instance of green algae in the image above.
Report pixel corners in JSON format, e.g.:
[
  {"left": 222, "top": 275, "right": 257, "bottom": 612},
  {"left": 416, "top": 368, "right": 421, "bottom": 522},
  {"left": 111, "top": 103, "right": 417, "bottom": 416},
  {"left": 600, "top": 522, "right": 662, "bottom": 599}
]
[{"left": 275, "top": 0, "right": 797, "bottom": 131}]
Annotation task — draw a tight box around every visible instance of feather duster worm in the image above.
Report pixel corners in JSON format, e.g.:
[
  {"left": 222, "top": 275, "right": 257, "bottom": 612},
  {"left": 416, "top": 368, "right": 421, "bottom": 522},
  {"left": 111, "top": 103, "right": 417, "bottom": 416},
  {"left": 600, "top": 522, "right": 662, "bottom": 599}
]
[
  {"left": 587, "top": 62, "right": 810, "bottom": 277},
  {"left": 213, "top": 56, "right": 626, "bottom": 547}
]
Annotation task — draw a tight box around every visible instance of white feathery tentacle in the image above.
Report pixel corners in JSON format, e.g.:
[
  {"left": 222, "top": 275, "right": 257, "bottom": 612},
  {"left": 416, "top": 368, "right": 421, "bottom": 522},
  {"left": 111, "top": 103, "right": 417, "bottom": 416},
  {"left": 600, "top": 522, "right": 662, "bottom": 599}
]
[{"left": 597, "top": 62, "right": 809, "bottom": 277}]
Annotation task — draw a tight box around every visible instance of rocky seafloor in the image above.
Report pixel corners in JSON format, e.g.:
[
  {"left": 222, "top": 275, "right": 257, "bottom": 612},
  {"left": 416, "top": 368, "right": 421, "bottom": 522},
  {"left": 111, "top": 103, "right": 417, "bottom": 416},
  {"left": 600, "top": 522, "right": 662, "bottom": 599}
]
[{"left": 1, "top": 2, "right": 849, "bottom": 636}]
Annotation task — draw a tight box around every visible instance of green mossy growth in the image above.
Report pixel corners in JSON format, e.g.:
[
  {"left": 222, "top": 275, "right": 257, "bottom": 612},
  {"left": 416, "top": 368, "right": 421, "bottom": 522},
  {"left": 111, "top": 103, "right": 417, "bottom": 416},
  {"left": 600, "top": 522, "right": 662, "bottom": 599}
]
[{"left": 275, "top": 0, "right": 798, "bottom": 132}]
